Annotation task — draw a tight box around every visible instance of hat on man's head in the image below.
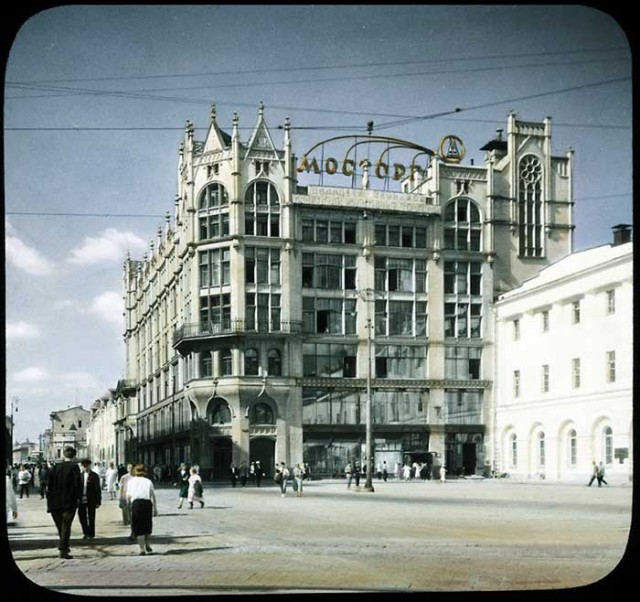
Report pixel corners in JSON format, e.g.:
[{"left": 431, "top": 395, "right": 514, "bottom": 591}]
[{"left": 63, "top": 446, "right": 76, "bottom": 459}]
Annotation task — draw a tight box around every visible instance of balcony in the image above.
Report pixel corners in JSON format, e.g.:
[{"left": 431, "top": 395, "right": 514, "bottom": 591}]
[{"left": 173, "top": 319, "right": 302, "bottom": 353}]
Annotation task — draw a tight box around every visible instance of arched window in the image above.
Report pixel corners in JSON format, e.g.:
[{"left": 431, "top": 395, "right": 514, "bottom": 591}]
[
  {"left": 443, "top": 198, "right": 482, "bottom": 251},
  {"left": 537, "top": 431, "right": 546, "bottom": 468},
  {"left": 245, "top": 348, "right": 259, "bottom": 376},
  {"left": 602, "top": 426, "right": 613, "bottom": 464},
  {"left": 209, "top": 400, "right": 232, "bottom": 425},
  {"left": 249, "top": 402, "right": 275, "bottom": 425},
  {"left": 568, "top": 429, "right": 577, "bottom": 467},
  {"left": 268, "top": 349, "right": 282, "bottom": 376},
  {"left": 518, "top": 155, "right": 543, "bottom": 257},
  {"left": 220, "top": 349, "right": 233, "bottom": 376},
  {"left": 198, "top": 182, "right": 230, "bottom": 240},
  {"left": 510, "top": 432, "right": 517, "bottom": 469},
  {"left": 245, "top": 181, "right": 280, "bottom": 237}
]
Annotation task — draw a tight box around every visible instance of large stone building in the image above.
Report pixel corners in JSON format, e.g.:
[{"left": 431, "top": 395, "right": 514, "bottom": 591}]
[
  {"left": 120, "top": 106, "right": 574, "bottom": 479},
  {"left": 46, "top": 406, "right": 90, "bottom": 462},
  {"left": 492, "top": 226, "right": 633, "bottom": 483}
]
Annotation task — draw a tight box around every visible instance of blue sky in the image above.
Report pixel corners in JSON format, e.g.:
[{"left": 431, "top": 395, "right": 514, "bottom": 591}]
[{"left": 4, "top": 5, "right": 632, "bottom": 444}]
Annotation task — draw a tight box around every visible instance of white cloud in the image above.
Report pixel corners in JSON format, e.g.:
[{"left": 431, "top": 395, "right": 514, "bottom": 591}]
[
  {"left": 5, "top": 227, "right": 55, "bottom": 275},
  {"left": 6, "top": 321, "right": 41, "bottom": 340},
  {"left": 68, "top": 228, "right": 147, "bottom": 265},
  {"left": 89, "top": 291, "right": 124, "bottom": 325},
  {"left": 12, "top": 367, "right": 49, "bottom": 383}
]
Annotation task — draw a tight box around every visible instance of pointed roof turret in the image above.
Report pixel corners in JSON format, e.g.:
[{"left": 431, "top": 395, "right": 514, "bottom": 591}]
[
  {"left": 203, "top": 102, "right": 232, "bottom": 153},
  {"left": 246, "top": 102, "right": 278, "bottom": 158}
]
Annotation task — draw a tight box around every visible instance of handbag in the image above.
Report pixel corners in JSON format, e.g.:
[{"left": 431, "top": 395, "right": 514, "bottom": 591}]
[{"left": 194, "top": 481, "right": 204, "bottom": 497}]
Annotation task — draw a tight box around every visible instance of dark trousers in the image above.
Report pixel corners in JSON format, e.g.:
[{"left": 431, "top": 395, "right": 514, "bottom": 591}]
[
  {"left": 40, "top": 484, "right": 47, "bottom": 499},
  {"left": 19, "top": 484, "right": 30, "bottom": 498},
  {"left": 51, "top": 509, "right": 76, "bottom": 552},
  {"left": 78, "top": 503, "right": 97, "bottom": 537}
]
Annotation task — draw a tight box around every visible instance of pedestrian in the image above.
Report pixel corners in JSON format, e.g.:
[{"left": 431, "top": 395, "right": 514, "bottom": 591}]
[
  {"left": 188, "top": 466, "right": 205, "bottom": 509},
  {"left": 78, "top": 458, "right": 102, "bottom": 540},
  {"left": 117, "top": 463, "right": 127, "bottom": 480},
  {"left": 153, "top": 465, "right": 162, "bottom": 483},
  {"left": 239, "top": 461, "right": 248, "bottom": 487},
  {"left": 126, "top": 463, "right": 158, "bottom": 555},
  {"left": 255, "top": 461, "right": 263, "bottom": 487},
  {"left": 118, "top": 464, "right": 134, "bottom": 536},
  {"left": 587, "top": 461, "right": 599, "bottom": 486},
  {"left": 376, "top": 461, "right": 383, "bottom": 480},
  {"left": 17, "top": 465, "right": 31, "bottom": 499},
  {"left": 249, "top": 461, "right": 256, "bottom": 484},
  {"left": 46, "top": 446, "right": 83, "bottom": 559},
  {"left": 382, "top": 461, "right": 388, "bottom": 482},
  {"left": 275, "top": 462, "right": 289, "bottom": 497},
  {"left": 597, "top": 462, "right": 608, "bottom": 487},
  {"left": 345, "top": 462, "right": 353, "bottom": 489},
  {"left": 304, "top": 463, "right": 312, "bottom": 482},
  {"left": 6, "top": 474, "right": 18, "bottom": 524},
  {"left": 38, "top": 462, "right": 50, "bottom": 499},
  {"left": 402, "top": 463, "right": 411, "bottom": 482},
  {"left": 293, "top": 463, "right": 304, "bottom": 497},
  {"left": 105, "top": 461, "right": 119, "bottom": 500},
  {"left": 440, "top": 465, "right": 447, "bottom": 483},
  {"left": 354, "top": 461, "right": 361, "bottom": 488},
  {"left": 175, "top": 463, "right": 189, "bottom": 509},
  {"left": 229, "top": 462, "right": 238, "bottom": 488}
]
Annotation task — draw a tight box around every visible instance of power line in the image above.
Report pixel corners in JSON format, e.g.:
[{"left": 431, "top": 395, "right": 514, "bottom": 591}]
[{"left": 10, "top": 46, "right": 627, "bottom": 85}]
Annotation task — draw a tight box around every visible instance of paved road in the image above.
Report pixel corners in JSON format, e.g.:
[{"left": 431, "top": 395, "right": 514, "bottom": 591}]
[{"left": 7, "top": 477, "right": 633, "bottom": 596}]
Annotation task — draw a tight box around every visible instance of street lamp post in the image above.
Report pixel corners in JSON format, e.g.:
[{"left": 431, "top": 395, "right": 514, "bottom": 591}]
[
  {"left": 10, "top": 396, "right": 19, "bottom": 463},
  {"left": 358, "top": 289, "right": 375, "bottom": 493}
]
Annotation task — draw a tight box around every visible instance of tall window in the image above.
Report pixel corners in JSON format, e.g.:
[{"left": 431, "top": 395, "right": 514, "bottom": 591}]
[
  {"left": 571, "top": 358, "right": 581, "bottom": 389},
  {"left": 537, "top": 431, "right": 546, "bottom": 468},
  {"left": 602, "top": 426, "right": 613, "bottom": 464},
  {"left": 443, "top": 198, "right": 482, "bottom": 251},
  {"left": 541, "top": 364, "right": 549, "bottom": 393},
  {"left": 375, "top": 257, "right": 426, "bottom": 293},
  {"left": 249, "top": 402, "right": 275, "bottom": 425},
  {"left": 513, "top": 319, "right": 520, "bottom": 340},
  {"left": 303, "top": 343, "right": 357, "bottom": 378},
  {"left": 220, "top": 349, "right": 233, "bottom": 376},
  {"left": 246, "top": 247, "right": 280, "bottom": 285},
  {"left": 268, "top": 349, "right": 282, "bottom": 376},
  {"left": 444, "top": 261, "right": 482, "bottom": 338},
  {"left": 518, "top": 155, "right": 543, "bottom": 257},
  {"left": 303, "top": 217, "right": 357, "bottom": 244},
  {"left": 606, "top": 289, "right": 616, "bottom": 314},
  {"left": 245, "top": 293, "right": 281, "bottom": 332},
  {"left": 510, "top": 433, "right": 518, "bottom": 468},
  {"left": 572, "top": 300, "right": 581, "bottom": 324},
  {"left": 513, "top": 370, "right": 520, "bottom": 397},
  {"left": 199, "top": 248, "right": 230, "bottom": 288},
  {"left": 606, "top": 351, "right": 616, "bottom": 383},
  {"left": 198, "top": 183, "right": 229, "bottom": 240},
  {"left": 568, "top": 429, "right": 577, "bottom": 467},
  {"left": 244, "top": 348, "right": 259, "bottom": 375},
  {"left": 200, "top": 294, "right": 231, "bottom": 333},
  {"left": 200, "top": 352, "right": 212, "bottom": 378},
  {"left": 375, "top": 300, "right": 427, "bottom": 336},
  {"left": 245, "top": 181, "right": 280, "bottom": 237},
  {"left": 375, "top": 345, "right": 426, "bottom": 378},
  {"left": 541, "top": 310, "right": 549, "bottom": 332}
]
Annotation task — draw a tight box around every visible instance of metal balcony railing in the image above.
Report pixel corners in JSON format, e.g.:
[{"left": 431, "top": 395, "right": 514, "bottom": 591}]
[{"left": 173, "top": 319, "right": 302, "bottom": 346}]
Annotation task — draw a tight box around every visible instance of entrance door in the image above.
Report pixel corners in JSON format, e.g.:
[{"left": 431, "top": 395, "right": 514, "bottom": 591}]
[
  {"left": 250, "top": 438, "right": 275, "bottom": 480},
  {"left": 462, "top": 442, "right": 476, "bottom": 475},
  {"left": 212, "top": 437, "right": 232, "bottom": 481}
]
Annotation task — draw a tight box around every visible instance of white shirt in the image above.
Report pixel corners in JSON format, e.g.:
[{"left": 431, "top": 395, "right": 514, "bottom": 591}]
[{"left": 126, "top": 476, "right": 155, "bottom": 502}]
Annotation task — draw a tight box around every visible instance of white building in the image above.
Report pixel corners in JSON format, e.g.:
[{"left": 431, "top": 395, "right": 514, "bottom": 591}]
[
  {"left": 86, "top": 391, "right": 118, "bottom": 465},
  {"left": 47, "top": 406, "right": 90, "bottom": 462},
  {"left": 492, "top": 226, "right": 633, "bottom": 483}
]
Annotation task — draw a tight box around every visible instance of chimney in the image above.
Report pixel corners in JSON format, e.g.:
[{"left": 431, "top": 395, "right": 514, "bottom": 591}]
[{"left": 612, "top": 224, "right": 632, "bottom": 246}]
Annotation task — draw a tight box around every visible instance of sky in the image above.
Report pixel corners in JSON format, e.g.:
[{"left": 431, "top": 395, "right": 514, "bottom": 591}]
[{"left": 3, "top": 5, "right": 633, "bottom": 445}]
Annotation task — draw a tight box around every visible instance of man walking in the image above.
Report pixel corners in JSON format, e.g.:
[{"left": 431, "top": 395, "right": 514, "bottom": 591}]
[
  {"left": 46, "top": 446, "right": 83, "bottom": 559},
  {"left": 587, "top": 461, "right": 599, "bottom": 486},
  {"left": 597, "top": 462, "right": 609, "bottom": 487},
  {"left": 38, "top": 462, "right": 50, "bottom": 499},
  {"left": 78, "top": 459, "right": 102, "bottom": 539}
]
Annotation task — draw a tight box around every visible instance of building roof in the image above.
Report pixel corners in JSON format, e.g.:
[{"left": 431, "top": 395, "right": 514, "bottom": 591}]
[{"left": 498, "top": 241, "right": 633, "bottom": 301}]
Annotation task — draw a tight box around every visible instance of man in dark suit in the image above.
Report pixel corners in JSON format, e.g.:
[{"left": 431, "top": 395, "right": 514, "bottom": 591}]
[
  {"left": 46, "top": 446, "right": 83, "bottom": 559},
  {"left": 78, "top": 458, "right": 102, "bottom": 540}
]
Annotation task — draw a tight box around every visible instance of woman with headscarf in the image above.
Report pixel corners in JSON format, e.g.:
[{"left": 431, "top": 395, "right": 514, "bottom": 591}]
[
  {"left": 175, "top": 463, "right": 189, "bottom": 509},
  {"left": 126, "top": 463, "right": 158, "bottom": 555}
]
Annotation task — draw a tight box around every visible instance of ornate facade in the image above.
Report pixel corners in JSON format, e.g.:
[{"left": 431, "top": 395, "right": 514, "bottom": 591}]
[{"left": 120, "top": 107, "right": 573, "bottom": 479}]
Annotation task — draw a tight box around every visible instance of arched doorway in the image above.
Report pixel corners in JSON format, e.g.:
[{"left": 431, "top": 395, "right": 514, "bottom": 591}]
[
  {"left": 250, "top": 437, "right": 275, "bottom": 480},
  {"left": 211, "top": 437, "right": 232, "bottom": 481}
]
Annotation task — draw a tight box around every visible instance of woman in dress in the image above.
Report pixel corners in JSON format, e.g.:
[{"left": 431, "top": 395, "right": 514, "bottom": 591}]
[
  {"left": 175, "top": 463, "right": 190, "bottom": 509},
  {"left": 187, "top": 466, "right": 204, "bottom": 509},
  {"left": 126, "top": 463, "right": 158, "bottom": 555},
  {"left": 105, "top": 461, "right": 119, "bottom": 500}
]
